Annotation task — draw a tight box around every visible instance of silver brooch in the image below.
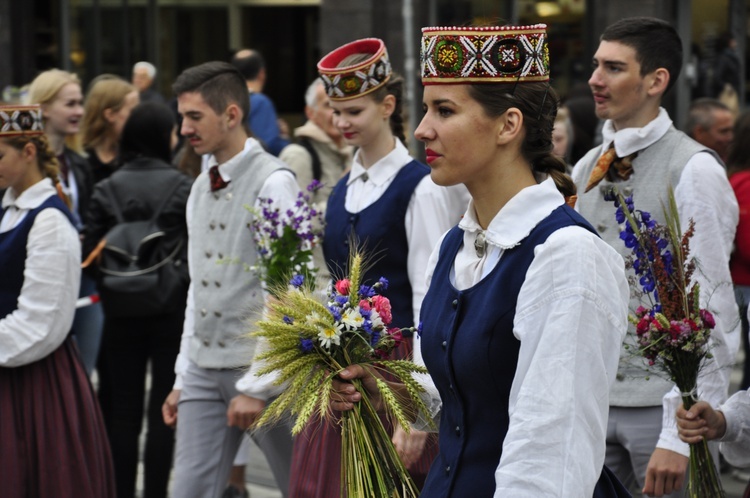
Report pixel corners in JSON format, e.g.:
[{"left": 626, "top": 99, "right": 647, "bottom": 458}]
[{"left": 474, "top": 231, "right": 486, "bottom": 258}]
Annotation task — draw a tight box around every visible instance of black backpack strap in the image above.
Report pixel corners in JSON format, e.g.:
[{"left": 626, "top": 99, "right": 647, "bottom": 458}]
[
  {"left": 102, "top": 177, "right": 183, "bottom": 224},
  {"left": 297, "top": 137, "right": 322, "bottom": 182}
]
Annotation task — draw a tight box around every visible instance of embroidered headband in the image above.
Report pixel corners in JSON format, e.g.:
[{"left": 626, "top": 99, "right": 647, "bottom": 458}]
[
  {"left": 0, "top": 104, "right": 44, "bottom": 137},
  {"left": 317, "top": 38, "right": 393, "bottom": 101},
  {"left": 421, "top": 24, "right": 550, "bottom": 84}
]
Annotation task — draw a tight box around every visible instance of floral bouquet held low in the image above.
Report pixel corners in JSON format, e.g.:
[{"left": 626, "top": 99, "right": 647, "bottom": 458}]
[
  {"left": 606, "top": 187, "right": 724, "bottom": 498},
  {"left": 251, "top": 250, "right": 431, "bottom": 498}
]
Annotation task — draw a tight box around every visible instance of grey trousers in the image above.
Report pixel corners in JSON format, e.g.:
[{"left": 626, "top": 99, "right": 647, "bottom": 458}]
[
  {"left": 606, "top": 406, "right": 685, "bottom": 498},
  {"left": 171, "top": 361, "right": 293, "bottom": 498}
]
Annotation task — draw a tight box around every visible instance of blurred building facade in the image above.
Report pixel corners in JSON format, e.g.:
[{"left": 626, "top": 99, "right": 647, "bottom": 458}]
[{"left": 1, "top": 0, "right": 746, "bottom": 139}]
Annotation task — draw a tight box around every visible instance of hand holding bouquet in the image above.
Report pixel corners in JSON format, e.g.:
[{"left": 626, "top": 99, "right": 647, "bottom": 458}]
[
  {"left": 607, "top": 187, "right": 724, "bottom": 497},
  {"left": 251, "top": 250, "right": 432, "bottom": 497}
]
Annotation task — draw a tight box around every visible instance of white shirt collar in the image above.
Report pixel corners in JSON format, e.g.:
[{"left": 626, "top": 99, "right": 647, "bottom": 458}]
[
  {"left": 2, "top": 178, "right": 56, "bottom": 211},
  {"left": 205, "top": 137, "right": 262, "bottom": 181},
  {"left": 347, "top": 138, "right": 411, "bottom": 186},
  {"left": 458, "top": 178, "right": 565, "bottom": 249},
  {"left": 601, "top": 107, "right": 672, "bottom": 157}
]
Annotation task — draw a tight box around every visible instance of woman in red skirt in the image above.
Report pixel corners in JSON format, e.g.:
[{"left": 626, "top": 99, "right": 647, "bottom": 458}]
[{"left": 0, "top": 104, "right": 115, "bottom": 498}]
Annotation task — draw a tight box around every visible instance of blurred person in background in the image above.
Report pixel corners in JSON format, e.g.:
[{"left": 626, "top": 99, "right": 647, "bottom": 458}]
[
  {"left": 84, "top": 101, "right": 191, "bottom": 498},
  {"left": 133, "top": 61, "right": 166, "bottom": 105},
  {"left": 82, "top": 76, "right": 139, "bottom": 183},
  {"left": 685, "top": 98, "right": 734, "bottom": 164},
  {"left": 27, "top": 69, "right": 103, "bottom": 374}
]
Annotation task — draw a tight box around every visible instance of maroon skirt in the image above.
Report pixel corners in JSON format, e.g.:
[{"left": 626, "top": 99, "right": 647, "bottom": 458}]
[
  {"left": 288, "top": 337, "right": 439, "bottom": 498},
  {"left": 0, "top": 337, "right": 115, "bottom": 498}
]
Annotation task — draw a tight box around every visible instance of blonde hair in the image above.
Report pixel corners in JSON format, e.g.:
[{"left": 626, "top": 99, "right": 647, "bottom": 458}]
[
  {"left": 27, "top": 69, "right": 84, "bottom": 154},
  {"left": 81, "top": 77, "right": 136, "bottom": 150}
]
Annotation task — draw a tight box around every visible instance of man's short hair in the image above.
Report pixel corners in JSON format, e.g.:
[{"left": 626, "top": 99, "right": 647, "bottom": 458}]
[
  {"left": 133, "top": 61, "right": 157, "bottom": 79},
  {"left": 230, "top": 49, "right": 265, "bottom": 81},
  {"left": 173, "top": 61, "right": 249, "bottom": 120},
  {"left": 686, "top": 98, "right": 731, "bottom": 136},
  {"left": 601, "top": 17, "right": 683, "bottom": 94},
  {"left": 304, "top": 79, "right": 324, "bottom": 108}
]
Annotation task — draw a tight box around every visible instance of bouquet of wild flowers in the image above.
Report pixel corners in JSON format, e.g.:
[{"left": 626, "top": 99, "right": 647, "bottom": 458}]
[
  {"left": 247, "top": 180, "right": 324, "bottom": 296},
  {"left": 251, "top": 250, "right": 431, "bottom": 498},
  {"left": 606, "top": 187, "right": 724, "bottom": 498}
]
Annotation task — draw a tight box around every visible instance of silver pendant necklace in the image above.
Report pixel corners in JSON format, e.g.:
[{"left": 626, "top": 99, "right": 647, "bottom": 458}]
[{"left": 474, "top": 231, "right": 486, "bottom": 258}]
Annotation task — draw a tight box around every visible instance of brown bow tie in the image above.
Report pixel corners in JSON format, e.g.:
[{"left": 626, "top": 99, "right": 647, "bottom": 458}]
[
  {"left": 584, "top": 146, "right": 638, "bottom": 193},
  {"left": 209, "top": 165, "right": 230, "bottom": 191}
]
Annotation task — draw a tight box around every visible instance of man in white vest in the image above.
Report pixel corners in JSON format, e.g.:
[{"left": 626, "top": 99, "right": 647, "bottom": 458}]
[
  {"left": 161, "top": 61, "right": 297, "bottom": 498},
  {"left": 572, "top": 17, "right": 740, "bottom": 497}
]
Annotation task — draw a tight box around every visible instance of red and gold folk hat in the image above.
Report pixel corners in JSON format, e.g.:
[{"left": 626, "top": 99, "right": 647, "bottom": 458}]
[
  {"left": 317, "top": 38, "right": 392, "bottom": 101},
  {"left": 0, "top": 104, "right": 44, "bottom": 137},
  {"left": 421, "top": 25, "right": 550, "bottom": 85}
]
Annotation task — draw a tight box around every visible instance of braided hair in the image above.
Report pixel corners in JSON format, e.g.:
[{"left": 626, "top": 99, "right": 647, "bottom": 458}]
[
  {"left": 467, "top": 82, "right": 577, "bottom": 198},
  {"left": 5, "top": 134, "right": 72, "bottom": 209}
]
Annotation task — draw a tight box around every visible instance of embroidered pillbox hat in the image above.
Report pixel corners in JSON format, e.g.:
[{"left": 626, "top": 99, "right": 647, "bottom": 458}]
[
  {"left": 317, "top": 38, "right": 392, "bottom": 101},
  {"left": 0, "top": 104, "right": 44, "bottom": 137},
  {"left": 421, "top": 24, "right": 550, "bottom": 84}
]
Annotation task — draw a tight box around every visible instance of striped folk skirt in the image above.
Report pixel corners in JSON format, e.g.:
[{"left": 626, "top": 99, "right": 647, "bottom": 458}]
[{"left": 0, "top": 337, "right": 116, "bottom": 498}]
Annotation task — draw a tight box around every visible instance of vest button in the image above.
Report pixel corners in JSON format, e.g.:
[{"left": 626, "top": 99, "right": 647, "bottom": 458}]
[
  {"left": 218, "top": 341, "right": 226, "bottom": 348},
  {"left": 201, "top": 308, "right": 207, "bottom": 317},
  {"left": 220, "top": 223, "right": 226, "bottom": 230},
  {"left": 441, "top": 340, "right": 447, "bottom": 349},
  {"left": 451, "top": 299, "right": 458, "bottom": 309},
  {"left": 202, "top": 280, "right": 209, "bottom": 287},
  {"left": 445, "top": 465, "right": 451, "bottom": 474},
  {"left": 214, "top": 311, "right": 222, "bottom": 318},
  {"left": 616, "top": 373, "right": 624, "bottom": 381},
  {"left": 623, "top": 187, "right": 634, "bottom": 196},
  {"left": 215, "top": 281, "right": 221, "bottom": 288},
  {"left": 596, "top": 224, "right": 608, "bottom": 233},
  {"left": 203, "top": 339, "right": 210, "bottom": 346},
  {"left": 210, "top": 223, "right": 216, "bottom": 230},
  {"left": 205, "top": 251, "right": 213, "bottom": 258},
  {"left": 218, "top": 252, "right": 224, "bottom": 259},
  {"left": 449, "top": 384, "right": 454, "bottom": 393},
  {"left": 455, "top": 425, "right": 460, "bottom": 436}
]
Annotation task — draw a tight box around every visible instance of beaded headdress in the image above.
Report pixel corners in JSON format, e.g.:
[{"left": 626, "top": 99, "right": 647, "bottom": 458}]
[
  {"left": 317, "top": 38, "right": 392, "bottom": 101},
  {"left": 0, "top": 104, "right": 44, "bottom": 137},
  {"left": 421, "top": 24, "right": 550, "bottom": 84}
]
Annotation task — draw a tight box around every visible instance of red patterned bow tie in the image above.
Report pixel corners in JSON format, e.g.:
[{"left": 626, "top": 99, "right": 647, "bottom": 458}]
[{"left": 209, "top": 165, "right": 230, "bottom": 191}]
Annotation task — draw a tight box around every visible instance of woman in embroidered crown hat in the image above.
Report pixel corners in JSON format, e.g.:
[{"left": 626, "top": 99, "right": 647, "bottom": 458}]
[
  {"left": 331, "top": 25, "right": 633, "bottom": 496},
  {"left": 0, "top": 104, "right": 115, "bottom": 497},
  {"left": 238, "top": 37, "right": 469, "bottom": 497}
]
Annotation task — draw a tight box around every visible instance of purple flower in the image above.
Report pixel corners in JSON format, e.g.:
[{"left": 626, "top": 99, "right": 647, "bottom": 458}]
[
  {"left": 283, "top": 315, "right": 294, "bottom": 324},
  {"left": 290, "top": 274, "right": 305, "bottom": 288},
  {"left": 299, "top": 338, "right": 314, "bottom": 353},
  {"left": 416, "top": 321, "right": 423, "bottom": 338},
  {"left": 359, "top": 285, "right": 375, "bottom": 298},
  {"left": 377, "top": 277, "right": 389, "bottom": 290}
]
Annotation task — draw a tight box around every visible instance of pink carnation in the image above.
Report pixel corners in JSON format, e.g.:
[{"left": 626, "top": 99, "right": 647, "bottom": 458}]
[
  {"left": 700, "top": 309, "right": 716, "bottom": 329},
  {"left": 335, "top": 279, "right": 351, "bottom": 295},
  {"left": 372, "top": 295, "right": 392, "bottom": 325},
  {"left": 359, "top": 299, "right": 371, "bottom": 311},
  {"left": 635, "top": 306, "right": 649, "bottom": 318},
  {"left": 387, "top": 327, "right": 403, "bottom": 346},
  {"left": 636, "top": 317, "right": 651, "bottom": 336}
]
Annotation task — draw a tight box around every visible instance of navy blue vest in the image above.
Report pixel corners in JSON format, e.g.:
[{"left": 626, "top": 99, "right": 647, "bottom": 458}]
[
  {"left": 0, "top": 195, "right": 76, "bottom": 317},
  {"left": 419, "top": 205, "right": 596, "bottom": 497},
  {"left": 322, "top": 160, "right": 429, "bottom": 329}
]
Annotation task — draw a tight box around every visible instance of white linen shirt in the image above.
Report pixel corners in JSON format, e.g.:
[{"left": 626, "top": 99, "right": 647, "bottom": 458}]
[
  {"left": 237, "top": 138, "right": 469, "bottom": 400},
  {"left": 414, "top": 178, "right": 630, "bottom": 496},
  {"left": 572, "top": 108, "right": 741, "bottom": 457},
  {"left": 173, "top": 138, "right": 299, "bottom": 389},
  {"left": 0, "top": 178, "right": 81, "bottom": 367},
  {"left": 718, "top": 388, "right": 750, "bottom": 467}
]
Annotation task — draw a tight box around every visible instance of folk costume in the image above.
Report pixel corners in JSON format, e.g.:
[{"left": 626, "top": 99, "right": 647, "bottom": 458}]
[
  {"left": 282, "top": 38, "right": 468, "bottom": 497},
  {"left": 572, "top": 108, "right": 740, "bottom": 491},
  {"left": 170, "top": 137, "right": 297, "bottom": 498},
  {"left": 0, "top": 105, "right": 115, "bottom": 498},
  {"left": 414, "top": 26, "right": 631, "bottom": 496}
]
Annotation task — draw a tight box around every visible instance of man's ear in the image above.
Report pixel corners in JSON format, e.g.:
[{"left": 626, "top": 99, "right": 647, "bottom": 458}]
[
  {"left": 647, "top": 68, "right": 670, "bottom": 97},
  {"left": 496, "top": 107, "right": 524, "bottom": 145},
  {"left": 225, "top": 103, "right": 243, "bottom": 128}
]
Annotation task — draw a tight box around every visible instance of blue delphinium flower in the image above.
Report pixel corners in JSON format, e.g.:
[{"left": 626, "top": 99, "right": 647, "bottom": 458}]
[
  {"left": 299, "top": 338, "right": 314, "bottom": 353},
  {"left": 283, "top": 315, "right": 294, "bottom": 324},
  {"left": 359, "top": 285, "right": 376, "bottom": 298},
  {"left": 377, "top": 277, "right": 389, "bottom": 290}
]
